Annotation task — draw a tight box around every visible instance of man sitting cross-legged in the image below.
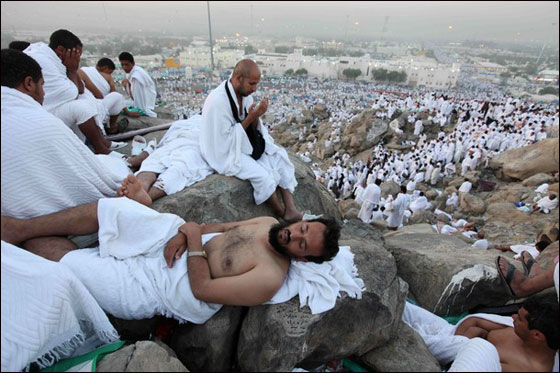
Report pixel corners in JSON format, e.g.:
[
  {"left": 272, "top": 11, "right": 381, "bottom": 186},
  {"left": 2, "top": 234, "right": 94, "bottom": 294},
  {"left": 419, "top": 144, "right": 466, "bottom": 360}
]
[{"left": 1, "top": 183, "right": 340, "bottom": 323}]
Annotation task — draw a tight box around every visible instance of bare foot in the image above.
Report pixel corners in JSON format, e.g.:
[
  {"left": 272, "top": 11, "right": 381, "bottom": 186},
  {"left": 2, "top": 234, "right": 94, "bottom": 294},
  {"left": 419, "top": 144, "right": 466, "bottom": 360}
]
[
  {"left": 119, "top": 174, "right": 152, "bottom": 206},
  {"left": 497, "top": 256, "right": 528, "bottom": 298},
  {"left": 1, "top": 216, "right": 26, "bottom": 245},
  {"left": 127, "top": 111, "right": 141, "bottom": 118},
  {"left": 283, "top": 209, "right": 303, "bottom": 221}
]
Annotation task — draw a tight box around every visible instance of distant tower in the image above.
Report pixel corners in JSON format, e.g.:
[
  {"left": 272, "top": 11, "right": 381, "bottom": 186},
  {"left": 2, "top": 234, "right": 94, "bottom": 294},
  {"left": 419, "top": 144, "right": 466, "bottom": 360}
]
[
  {"left": 250, "top": 3, "right": 254, "bottom": 36},
  {"left": 381, "top": 16, "right": 389, "bottom": 41}
]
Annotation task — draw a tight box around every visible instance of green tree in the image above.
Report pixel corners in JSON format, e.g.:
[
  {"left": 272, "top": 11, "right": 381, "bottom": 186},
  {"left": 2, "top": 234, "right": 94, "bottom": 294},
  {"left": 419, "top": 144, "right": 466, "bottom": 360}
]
[
  {"left": 372, "top": 68, "right": 388, "bottom": 81},
  {"left": 303, "top": 48, "right": 318, "bottom": 56},
  {"left": 284, "top": 68, "right": 294, "bottom": 76},
  {"left": 525, "top": 63, "right": 538, "bottom": 76},
  {"left": 295, "top": 68, "right": 308, "bottom": 76},
  {"left": 275, "top": 46, "right": 291, "bottom": 53},
  {"left": 538, "top": 86, "right": 559, "bottom": 95},
  {"left": 244, "top": 45, "right": 257, "bottom": 55},
  {"left": 342, "top": 68, "right": 362, "bottom": 80}
]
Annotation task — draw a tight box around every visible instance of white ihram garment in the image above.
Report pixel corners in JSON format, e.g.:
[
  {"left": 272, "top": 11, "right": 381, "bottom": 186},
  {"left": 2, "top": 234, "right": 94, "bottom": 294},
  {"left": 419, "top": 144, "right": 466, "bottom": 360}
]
[
  {"left": 128, "top": 65, "right": 157, "bottom": 117},
  {"left": 201, "top": 80, "right": 297, "bottom": 204},
  {"left": 1, "top": 87, "right": 129, "bottom": 219}
]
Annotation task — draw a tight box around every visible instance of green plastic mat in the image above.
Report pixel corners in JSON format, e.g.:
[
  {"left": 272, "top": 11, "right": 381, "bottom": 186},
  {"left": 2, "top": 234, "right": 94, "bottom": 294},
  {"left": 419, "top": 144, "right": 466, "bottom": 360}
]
[
  {"left": 343, "top": 358, "right": 369, "bottom": 372},
  {"left": 40, "top": 340, "right": 126, "bottom": 372},
  {"left": 443, "top": 312, "right": 470, "bottom": 325}
]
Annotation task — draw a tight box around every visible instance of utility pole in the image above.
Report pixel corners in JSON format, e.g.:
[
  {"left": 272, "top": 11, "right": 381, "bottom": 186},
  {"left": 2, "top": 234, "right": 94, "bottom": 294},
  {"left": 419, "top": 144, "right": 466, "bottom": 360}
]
[{"left": 207, "top": 1, "right": 215, "bottom": 71}]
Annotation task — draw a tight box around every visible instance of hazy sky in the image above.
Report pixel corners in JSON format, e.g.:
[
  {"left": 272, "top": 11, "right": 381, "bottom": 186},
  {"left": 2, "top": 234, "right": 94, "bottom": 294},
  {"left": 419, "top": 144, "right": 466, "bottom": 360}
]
[{"left": 1, "top": 1, "right": 558, "bottom": 45}]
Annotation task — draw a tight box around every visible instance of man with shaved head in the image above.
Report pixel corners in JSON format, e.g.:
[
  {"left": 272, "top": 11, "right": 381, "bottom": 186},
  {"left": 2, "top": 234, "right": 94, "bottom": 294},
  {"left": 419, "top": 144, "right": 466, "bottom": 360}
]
[{"left": 200, "top": 59, "right": 303, "bottom": 220}]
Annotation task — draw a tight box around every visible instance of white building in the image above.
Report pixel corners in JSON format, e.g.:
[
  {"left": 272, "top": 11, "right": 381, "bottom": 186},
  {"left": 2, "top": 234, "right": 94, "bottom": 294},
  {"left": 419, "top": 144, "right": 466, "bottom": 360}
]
[
  {"left": 474, "top": 61, "right": 508, "bottom": 83},
  {"left": 536, "top": 69, "right": 559, "bottom": 83},
  {"left": 180, "top": 46, "right": 244, "bottom": 69}
]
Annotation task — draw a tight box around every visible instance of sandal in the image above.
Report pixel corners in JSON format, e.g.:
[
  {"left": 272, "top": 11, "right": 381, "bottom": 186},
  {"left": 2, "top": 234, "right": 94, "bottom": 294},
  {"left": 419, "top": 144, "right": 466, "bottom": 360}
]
[
  {"left": 495, "top": 256, "right": 518, "bottom": 298},
  {"left": 520, "top": 251, "right": 536, "bottom": 276},
  {"left": 131, "top": 135, "right": 147, "bottom": 156}
]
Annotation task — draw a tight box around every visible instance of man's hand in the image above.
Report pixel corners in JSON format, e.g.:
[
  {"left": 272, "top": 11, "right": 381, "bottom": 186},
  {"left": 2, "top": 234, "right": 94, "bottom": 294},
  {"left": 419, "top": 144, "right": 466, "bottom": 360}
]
[
  {"left": 62, "top": 47, "right": 81, "bottom": 72},
  {"left": 164, "top": 231, "right": 187, "bottom": 268},
  {"left": 249, "top": 97, "right": 269, "bottom": 118}
]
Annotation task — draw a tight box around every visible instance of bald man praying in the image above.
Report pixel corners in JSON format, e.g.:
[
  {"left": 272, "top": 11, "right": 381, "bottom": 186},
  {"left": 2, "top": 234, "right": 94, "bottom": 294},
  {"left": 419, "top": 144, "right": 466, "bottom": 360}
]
[{"left": 200, "top": 59, "right": 303, "bottom": 220}]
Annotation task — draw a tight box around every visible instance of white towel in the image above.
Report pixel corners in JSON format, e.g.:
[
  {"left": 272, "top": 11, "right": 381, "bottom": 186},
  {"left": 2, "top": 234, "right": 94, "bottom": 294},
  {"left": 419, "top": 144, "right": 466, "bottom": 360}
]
[
  {"left": 447, "top": 337, "right": 501, "bottom": 372},
  {"left": 1, "top": 241, "right": 119, "bottom": 372},
  {"left": 266, "top": 246, "right": 365, "bottom": 314},
  {"left": 128, "top": 65, "right": 157, "bottom": 117},
  {"left": 510, "top": 244, "right": 540, "bottom": 260},
  {"left": 1, "top": 86, "right": 126, "bottom": 219}
]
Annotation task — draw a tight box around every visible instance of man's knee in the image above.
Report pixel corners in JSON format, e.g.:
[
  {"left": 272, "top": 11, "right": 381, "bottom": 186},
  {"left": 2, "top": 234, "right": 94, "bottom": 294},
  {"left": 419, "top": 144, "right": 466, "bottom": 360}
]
[{"left": 23, "top": 236, "right": 77, "bottom": 262}]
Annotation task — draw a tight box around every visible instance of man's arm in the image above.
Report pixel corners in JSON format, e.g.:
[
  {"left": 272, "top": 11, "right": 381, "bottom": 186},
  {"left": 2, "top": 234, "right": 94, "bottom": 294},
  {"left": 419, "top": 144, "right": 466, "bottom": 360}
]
[
  {"left": 182, "top": 222, "right": 284, "bottom": 306},
  {"left": 102, "top": 72, "right": 117, "bottom": 92},
  {"left": 164, "top": 217, "right": 277, "bottom": 267},
  {"left": 455, "top": 317, "right": 509, "bottom": 338},
  {"left": 78, "top": 69, "right": 104, "bottom": 99}
]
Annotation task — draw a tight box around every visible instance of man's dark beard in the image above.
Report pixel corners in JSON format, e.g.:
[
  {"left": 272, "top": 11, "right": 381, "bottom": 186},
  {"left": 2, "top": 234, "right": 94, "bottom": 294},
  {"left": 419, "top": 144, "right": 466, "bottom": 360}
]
[{"left": 268, "top": 221, "right": 297, "bottom": 259}]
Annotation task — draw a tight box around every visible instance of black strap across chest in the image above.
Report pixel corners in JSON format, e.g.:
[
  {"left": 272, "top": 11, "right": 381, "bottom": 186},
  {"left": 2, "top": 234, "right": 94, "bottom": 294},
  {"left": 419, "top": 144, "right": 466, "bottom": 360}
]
[{"left": 225, "top": 82, "right": 265, "bottom": 160}]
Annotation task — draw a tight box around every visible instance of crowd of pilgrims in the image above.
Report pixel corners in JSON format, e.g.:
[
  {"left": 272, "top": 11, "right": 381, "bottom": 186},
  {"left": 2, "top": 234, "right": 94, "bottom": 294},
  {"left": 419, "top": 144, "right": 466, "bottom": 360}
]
[{"left": 154, "top": 74, "right": 558, "bottom": 226}]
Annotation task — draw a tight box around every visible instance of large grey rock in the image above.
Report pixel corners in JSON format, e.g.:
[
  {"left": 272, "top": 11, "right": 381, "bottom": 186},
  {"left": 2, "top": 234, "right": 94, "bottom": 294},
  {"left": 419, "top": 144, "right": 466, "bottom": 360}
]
[
  {"left": 152, "top": 155, "right": 341, "bottom": 224},
  {"left": 459, "top": 193, "right": 486, "bottom": 215},
  {"left": 521, "top": 173, "right": 555, "bottom": 187},
  {"left": 384, "top": 229, "right": 516, "bottom": 316},
  {"left": 361, "top": 321, "right": 441, "bottom": 372},
  {"left": 409, "top": 210, "right": 436, "bottom": 225},
  {"left": 482, "top": 202, "right": 558, "bottom": 245},
  {"left": 237, "top": 220, "right": 408, "bottom": 371},
  {"left": 490, "top": 138, "right": 559, "bottom": 180},
  {"left": 381, "top": 180, "right": 400, "bottom": 199},
  {"left": 169, "top": 306, "right": 245, "bottom": 371},
  {"left": 97, "top": 341, "right": 188, "bottom": 372}
]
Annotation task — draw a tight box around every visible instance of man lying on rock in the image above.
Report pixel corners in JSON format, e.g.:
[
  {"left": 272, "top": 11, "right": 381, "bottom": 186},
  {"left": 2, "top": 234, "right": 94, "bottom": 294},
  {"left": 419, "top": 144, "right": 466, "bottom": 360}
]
[
  {"left": 1, "top": 181, "right": 340, "bottom": 324},
  {"left": 404, "top": 294, "right": 558, "bottom": 372}
]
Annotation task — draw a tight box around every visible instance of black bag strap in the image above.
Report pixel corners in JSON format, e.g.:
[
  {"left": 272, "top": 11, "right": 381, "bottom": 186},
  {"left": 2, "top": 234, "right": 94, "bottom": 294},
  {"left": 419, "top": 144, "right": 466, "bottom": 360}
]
[{"left": 225, "top": 81, "right": 247, "bottom": 123}]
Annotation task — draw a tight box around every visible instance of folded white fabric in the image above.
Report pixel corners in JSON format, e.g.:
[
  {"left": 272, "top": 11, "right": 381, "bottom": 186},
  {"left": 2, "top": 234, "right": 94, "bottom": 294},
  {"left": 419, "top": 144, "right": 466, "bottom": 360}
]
[
  {"left": 266, "top": 246, "right": 365, "bottom": 314},
  {"left": 447, "top": 337, "right": 501, "bottom": 372},
  {"left": 1, "top": 241, "right": 118, "bottom": 371}
]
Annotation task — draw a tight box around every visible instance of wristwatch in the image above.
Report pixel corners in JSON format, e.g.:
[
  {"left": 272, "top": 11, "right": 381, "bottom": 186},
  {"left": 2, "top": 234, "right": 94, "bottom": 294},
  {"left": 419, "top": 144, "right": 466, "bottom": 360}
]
[{"left": 187, "top": 250, "right": 207, "bottom": 258}]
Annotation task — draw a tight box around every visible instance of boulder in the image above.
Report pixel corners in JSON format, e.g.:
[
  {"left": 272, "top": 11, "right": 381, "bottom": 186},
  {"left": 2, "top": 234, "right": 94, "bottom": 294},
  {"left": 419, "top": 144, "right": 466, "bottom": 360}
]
[
  {"left": 483, "top": 202, "right": 558, "bottom": 245},
  {"left": 409, "top": 210, "right": 436, "bottom": 225},
  {"left": 459, "top": 193, "right": 486, "bottom": 215},
  {"left": 490, "top": 138, "right": 559, "bottom": 181},
  {"left": 152, "top": 155, "right": 342, "bottom": 224},
  {"left": 338, "top": 199, "right": 361, "bottom": 220},
  {"left": 237, "top": 220, "right": 408, "bottom": 371},
  {"left": 521, "top": 173, "right": 555, "bottom": 187},
  {"left": 169, "top": 307, "right": 245, "bottom": 371},
  {"left": 97, "top": 341, "right": 188, "bottom": 372},
  {"left": 361, "top": 321, "right": 441, "bottom": 372},
  {"left": 384, "top": 228, "right": 516, "bottom": 316},
  {"left": 381, "top": 180, "right": 400, "bottom": 199},
  {"left": 339, "top": 110, "right": 388, "bottom": 156},
  {"left": 313, "top": 103, "right": 329, "bottom": 120}
]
